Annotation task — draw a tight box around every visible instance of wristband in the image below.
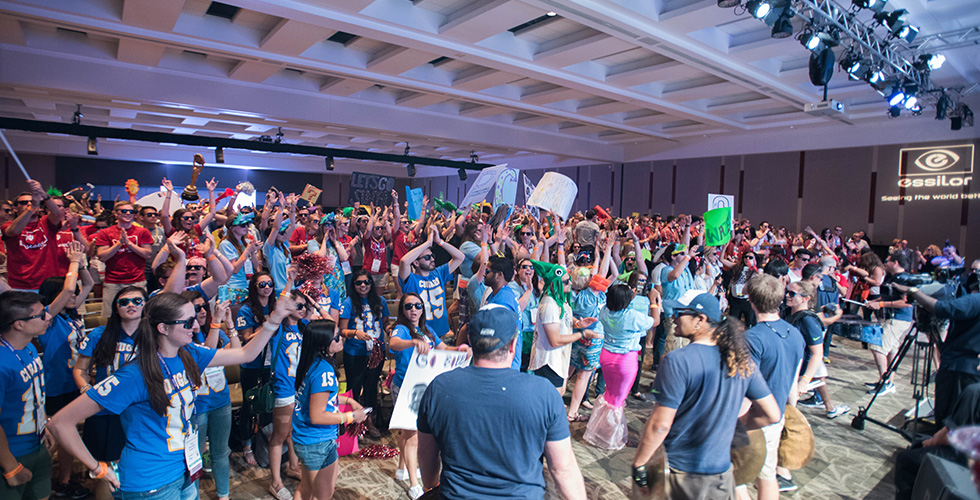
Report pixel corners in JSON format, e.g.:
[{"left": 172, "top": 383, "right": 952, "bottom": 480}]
[
  {"left": 3, "top": 463, "right": 23, "bottom": 479},
  {"left": 88, "top": 461, "right": 108, "bottom": 480},
  {"left": 210, "top": 323, "right": 222, "bottom": 330},
  {"left": 631, "top": 465, "right": 648, "bottom": 487}
]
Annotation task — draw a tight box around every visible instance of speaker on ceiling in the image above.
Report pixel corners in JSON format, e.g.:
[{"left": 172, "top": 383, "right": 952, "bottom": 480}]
[{"left": 809, "top": 47, "right": 835, "bottom": 87}]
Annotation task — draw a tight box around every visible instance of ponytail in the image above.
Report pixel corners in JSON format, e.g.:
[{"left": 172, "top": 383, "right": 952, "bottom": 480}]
[{"left": 711, "top": 316, "right": 754, "bottom": 378}]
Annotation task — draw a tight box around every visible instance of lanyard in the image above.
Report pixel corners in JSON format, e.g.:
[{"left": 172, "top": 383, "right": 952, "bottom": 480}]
[
  {"left": 156, "top": 352, "right": 192, "bottom": 435},
  {"left": 760, "top": 321, "right": 789, "bottom": 339},
  {"left": 1, "top": 337, "right": 43, "bottom": 435}
]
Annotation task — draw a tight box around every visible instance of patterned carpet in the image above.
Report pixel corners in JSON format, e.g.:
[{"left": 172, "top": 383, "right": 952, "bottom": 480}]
[{"left": 202, "top": 336, "right": 929, "bottom": 500}]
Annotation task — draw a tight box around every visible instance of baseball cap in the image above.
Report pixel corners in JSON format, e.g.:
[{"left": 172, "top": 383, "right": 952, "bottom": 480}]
[
  {"left": 470, "top": 304, "right": 519, "bottom": 347},
  {"left": 663, "top": 290, "right": 722, "bottom": 322}
]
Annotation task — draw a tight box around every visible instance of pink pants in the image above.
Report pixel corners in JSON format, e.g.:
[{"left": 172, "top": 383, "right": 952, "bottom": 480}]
[{"left": 600, "top": 349, "right": 639, "bottom": 408}]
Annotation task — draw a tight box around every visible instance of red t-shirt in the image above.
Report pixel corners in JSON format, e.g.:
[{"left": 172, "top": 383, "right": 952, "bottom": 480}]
[
  {"left": 289, "top": 226, "right": 308, "bottom": 256},
  {"left": 81, "top": 224, "right": 101, "bottom": 242},
  {"left": 94, "top": 225, "right": 153, "bottom": 284},
  {"left": 55, "top": 228, "right": 75, "bottom": 276},
  {"left": 362, "top": 236, "right": 388, "bottom": 275},
  {"left": 1, "top": 215, "right": 62, "bottom": 290},
  {"left": 391, "top": 231, "right": 412, "bottom": 267}
]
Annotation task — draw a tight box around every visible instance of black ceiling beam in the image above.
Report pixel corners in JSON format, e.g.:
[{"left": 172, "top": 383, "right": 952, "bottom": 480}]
[{"left": 0, "top": 117, "right": 494, "bottom": 170}]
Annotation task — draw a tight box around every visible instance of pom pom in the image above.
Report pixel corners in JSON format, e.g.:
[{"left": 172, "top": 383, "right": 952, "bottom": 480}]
[
  {"left": 125, "top": 179, "right": 139, "bottom": 196},
  {"left": 341, "top": 207, "right": 354, "bottom": 218},
  {"left": 293, "top": 253, "right": 329, "bottom": 284},
  {"left": 46, "top": 186, "right": 63, "bottom": 197},
  {"left": 356, "top": 444, "right": 399, "bottom": 460},
  {"left": 235, "top": 181, "right": 255, "bottom": 195}
]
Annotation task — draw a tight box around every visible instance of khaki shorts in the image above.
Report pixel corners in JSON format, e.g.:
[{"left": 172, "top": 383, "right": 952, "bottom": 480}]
[
  {"left": 667, "top": 466, "right": 735, "bottom": 500},
  {"left": 869, "top": 319, "right": 911, "bottom": 355},
  {"left": 758, "top": 417, "right": 785, "bottom": 480}
]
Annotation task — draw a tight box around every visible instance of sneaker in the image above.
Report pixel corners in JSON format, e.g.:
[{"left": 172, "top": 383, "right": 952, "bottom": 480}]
[
  {"left": 823, "top": 357, "right": 831, "bottom": 364},
  {"left": 396, "top": 469, "right": 408, "bottom": 481},
  {"left": 827, "top": 404, "right": 851, "bottom": 419},
  {"left": 798, "top": 395, "right": 823, "bottom": 408},
  {"left": 777, "top": 475, "right": 798, "bottom": 492},
  {"left": 864, "top": 380, "right": 882, "bottom": 389},
  {"left": 867, "top": 381, "right": 896, "bottom": 396},
  {"left": 53, "top": 481, "right": 90, "bottom": 499},
  {"left": 408, "top": 484, "right": 425, "bottom": 500}
]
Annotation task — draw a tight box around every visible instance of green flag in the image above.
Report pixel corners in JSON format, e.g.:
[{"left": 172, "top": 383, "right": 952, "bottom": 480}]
[{"left": 703, "top": 207, "right": 732, "bottom": 247}]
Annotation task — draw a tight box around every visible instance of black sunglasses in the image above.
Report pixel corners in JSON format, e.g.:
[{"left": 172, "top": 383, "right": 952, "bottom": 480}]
[
  {"left": 13, "top": 312, "right": 46, "bottom": 323},
  {"left": 143, "top": 212, "right": 160, "bottom": 218},
  {"left": 187, "top": 265, "right": 205, "bottom": 271},
  {"left": 785, "top": 290, "right": 807, "bottom": 298},
  {"left": 181, "top": 215, "right": 196, "bottom": 221},
  {"left": 16, "top": 200, "right": 31, "bottom": 206},
  {"left": 417, "top": 254, "right": 435, "bottom": 261},
  {"left": 295, "top": 303, "right": 308, "bottom": 311},
  {"left": 520, "top": 264, "right": 533, "bottom": 270},
  {"left": 403, "top": 303, "right": 424, "bottom": 310},
  {"left": 193, "top": 304, "right": 205, "bottom": 313},
  {"left": 257, "top": 282, "right": 274, "bottom": 288},
  {"left": 116, "top": 209, "right": 135, "bottom": 215},
  {"left": 117, "top": 297, "right": 144, "bottom": 307},
  {"left": 160, "top": 317, "right": 197, "bottom": 329},
  {"left": 744, "top": 256, "right": 756, "bottom": 260},
  {"left": 354, "top": 280, "right": 371, "bottom": 286},
  {"left": 2, "top": 208, "right": 13, "bottom": 214}
]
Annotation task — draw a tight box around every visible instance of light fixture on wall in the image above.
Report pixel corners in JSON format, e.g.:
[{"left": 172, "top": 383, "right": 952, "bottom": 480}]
[
  {"left": 86, "top": 136, "right": 97, "bottom": 155},
  {"left": 326, "top": 155, "right": 335, "bottom": 171},
  {"left": 407, "top": 162, "right": 416, "bottom": 177},
  {"left": 215, "top": 146, "right": 225, "bottom": 163},
  {"left": 457, "top": 168, "right": 467, "bottom": 181}
]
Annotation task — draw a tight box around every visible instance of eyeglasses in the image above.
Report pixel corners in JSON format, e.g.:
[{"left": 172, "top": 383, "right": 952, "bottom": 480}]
[
  {"left": 116, "top": 297, "right": 144, "bottom": 307},
  {"left": 354, "top": 280, "right": 371, "bottom": 287},
  {"left": 160, "top": 317, "right": 197, "bottom": 329},
  {"left": 520, "top": 232, "right": 532, "bottom": 236},
  {"left": 144, "top": 212, "right": 159, "bottom": 218},
  {"left": 116, "top": 209, "right": 135, "bottom": 215},
  {"left": 2, "top": 208, "right": 11, "bottom": 214},
  {"left": 403, "top": 303, "right": 424, "bottom": 310},
  {"left": 16, "top": 200, "right": 31, "bottom": 206},
  {"left": 187, "top": 265, "right": 205, "bottom": 271},
  {"left": 785, "top": 290, "right": 807, "bottom": 298},
  {"left": 418, "top": 255, "right": 435, "bottom": 262},
  {"left": 257, "top": 282, "right": 274, "bottom": 289},
  {"left": 13, "top": 312, "right": 46, "bottom": 323}
]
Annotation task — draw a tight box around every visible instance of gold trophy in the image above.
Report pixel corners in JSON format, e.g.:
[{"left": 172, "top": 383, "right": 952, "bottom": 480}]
[{"left": 182, "top": 153, "right": 205, "bottom": 201}]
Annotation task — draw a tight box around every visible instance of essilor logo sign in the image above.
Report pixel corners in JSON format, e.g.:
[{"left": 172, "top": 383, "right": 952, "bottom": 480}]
[
  {"left": 898, "top": 144, "right": 974, "bottom": 188},
  {"left": 914, "top": 149, "right": 960, "bottom": 171}
]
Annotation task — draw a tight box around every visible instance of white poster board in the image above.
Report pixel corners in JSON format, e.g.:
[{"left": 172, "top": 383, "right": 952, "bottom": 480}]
[
  {"left": 707, "top": 193, "right": 735, "bottom": 229},
  {"left": 493, "top": 168, "right": 519, "bottom": 209},
  {"left": 460, "top": 164, "right": 508, "bottom": 209},
  {"left": 527, "top": 172, "right": 578, "bottom": 220},
  {"left": 388, "top": 349, "right": 471, "bottom": 431}
]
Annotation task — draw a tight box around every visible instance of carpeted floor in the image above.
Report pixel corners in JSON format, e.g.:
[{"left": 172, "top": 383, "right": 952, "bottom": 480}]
[{"left": 203, "top": 335, "right": 930, "bottom": 500}]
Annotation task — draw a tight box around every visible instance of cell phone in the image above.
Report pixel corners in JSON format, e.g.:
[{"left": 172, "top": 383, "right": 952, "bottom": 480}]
[
  {"left": 218, "top": 286, "right": 229, "bottom": 303},
  {"left": 362, "top": 407, "right": 374, "bottom": 415},
  {"left": 822, "top": 304, "right": 838, "bottom": 313}
]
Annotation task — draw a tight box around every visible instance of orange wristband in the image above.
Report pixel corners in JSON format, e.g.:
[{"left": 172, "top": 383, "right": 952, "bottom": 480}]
[{"left": 3, "top": 463, "right": 23, "bottom": 479}]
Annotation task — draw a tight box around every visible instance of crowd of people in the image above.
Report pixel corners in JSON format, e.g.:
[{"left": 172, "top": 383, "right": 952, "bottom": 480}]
[{"left": 0, "top": 175, "right": 977, "bottom": 500}]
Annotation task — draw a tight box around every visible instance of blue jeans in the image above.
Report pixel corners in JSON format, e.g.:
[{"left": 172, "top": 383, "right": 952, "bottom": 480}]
[
  {"left": 112, "top": 475, "right": 198, "bottom": 500},
  {"left": 197, "top": 404, "right": 231, "bottom": 497}
]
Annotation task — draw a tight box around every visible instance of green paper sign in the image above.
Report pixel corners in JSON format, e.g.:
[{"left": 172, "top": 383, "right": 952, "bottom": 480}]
[{"left": 703, "top": 207, "right": 732, "bottom": 247}]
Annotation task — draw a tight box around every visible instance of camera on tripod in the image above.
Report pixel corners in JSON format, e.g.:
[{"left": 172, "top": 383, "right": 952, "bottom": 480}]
[{"left": 880, "top": 273, "right": 934, "bottom": 299}]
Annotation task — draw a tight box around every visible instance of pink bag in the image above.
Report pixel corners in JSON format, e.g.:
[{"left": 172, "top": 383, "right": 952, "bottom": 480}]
[{"left": 336, "top": 390, "right": 359, "bottom": 456}]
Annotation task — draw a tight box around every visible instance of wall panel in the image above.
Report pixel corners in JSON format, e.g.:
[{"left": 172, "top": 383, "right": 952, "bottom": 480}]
[{"left": 740, "top": 152, "right": 799, "bottom": 229}]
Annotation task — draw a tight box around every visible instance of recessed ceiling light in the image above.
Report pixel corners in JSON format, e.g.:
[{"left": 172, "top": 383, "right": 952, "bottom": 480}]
[{"left": 546, "top": 11, "right": 557, "bottom": 16}]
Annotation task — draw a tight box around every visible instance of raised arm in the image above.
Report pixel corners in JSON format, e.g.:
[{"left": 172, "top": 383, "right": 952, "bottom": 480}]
[
  {"left": 160, "top": 178, "right": 175, "bottom": 235},
  {"left": 209, "top": 295, "right": 297, "bottom": 367},
  {"left": 435, "top": 226, "right": 465, "bottom": 274},
  {"left": 198, "top": 178, "right": 218, "bottom": 229},
  {"left": 162, "top": 233, "right": 187, "bottom": 294},
  {"left": 46, "top": 242, "right": 85, "bottom": 317},
  {"left": 399, "top": 228, "right": 434, "bottom": 281}
]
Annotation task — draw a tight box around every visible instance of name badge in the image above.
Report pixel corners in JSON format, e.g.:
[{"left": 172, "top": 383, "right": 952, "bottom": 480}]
[
  {"left": 204, "top": 366, "right": 226, "bottom": 393},
  {"left": 341, "top": 261, "right": 352, "bottom": 275},
  {"left": 370, "top": 258, "right": 382, "bottom": 274},
  {"left": 185, "top": 427, "right": 203, "bottom": 481}
]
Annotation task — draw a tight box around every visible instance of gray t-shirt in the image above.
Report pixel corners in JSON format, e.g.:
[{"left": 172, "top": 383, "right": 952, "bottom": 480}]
[{"left": 574, "top": 220, "right": 600, "bottom": 247}]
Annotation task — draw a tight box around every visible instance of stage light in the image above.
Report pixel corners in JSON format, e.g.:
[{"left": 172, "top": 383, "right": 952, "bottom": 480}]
[
  {"left": 888, "top": 88, "right": 906, "bottom": 107},
  {"left": 746, "top": 0, "right": 771, "bottom": 19},
  {"left": 889, "top": 106, "right": 901, "bottom": 117},
  {"left": 903, "top": 95, "right": 918, "bottom": 110},
  {"left": 802, "top": 31, "right": 821, "bottom": 51},
  {"left": 87, "top": 136, "right": 97, "bottom": 155},
  {"left": 915, "top": 54, "right": 946, "bottom": 71},
  {"left": 809, "top": 47, "right": 835, "bottom": 86},
  {"left": 215, "top": 146, "right": 224, "bottom": 164},
  {"left": 407, "top": 162, "right": 416, "bottom": 177},
  {"left": 935, "top": 93, "right": 950, "bottom": 120},
  {"left": 546, "top": 11, "right": 557, "bottom": 16},
  {"left": 470, "top": 150, "right": 478, "bottom": 164},
  {"left": 853, "top": 0, "right": 885, "bottom": 12},
  {"left": 841, "top": 52, "right": 869, "bottom": 80},
  {"left": 457, "top": 168, "right": 467, "bottom": 181},
  {"left": 718, "top": 0, "right": 741, "bottom": 7},
  {"left": 896, "top": 24, "right": 918, "bottom": 42},
  {"left": 326, "top": 156, "right": 334, "bottom": 171},
  {"left": 771, "top": 11, "right": 794, "bottom": 39}
]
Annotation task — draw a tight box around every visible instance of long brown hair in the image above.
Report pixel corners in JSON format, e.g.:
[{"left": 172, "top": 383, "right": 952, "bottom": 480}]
[
  {"left": 393, "top": 293, "right": 434, "bottom": 343},
  {"left": 711, "top": 316, "right": 754, "bottom": 378},
  {"left": 135, "top": 293, "right": 203, "bottom": 416}
]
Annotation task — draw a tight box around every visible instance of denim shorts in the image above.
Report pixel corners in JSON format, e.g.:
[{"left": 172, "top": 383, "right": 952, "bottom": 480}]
[
  {"left": 112, "top": 475, "right": 198, "bottom": 500},
  {"left": 294, "top": 439, "right": 338, "bottom": 471}
]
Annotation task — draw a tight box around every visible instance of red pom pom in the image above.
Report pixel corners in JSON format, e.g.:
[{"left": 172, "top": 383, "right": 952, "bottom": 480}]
[
  {"left": 293, "top": 253, "right": 329, "bottom": 284},
  {"left": 356, "top": 444, "right": 400, "bottom": 460}
]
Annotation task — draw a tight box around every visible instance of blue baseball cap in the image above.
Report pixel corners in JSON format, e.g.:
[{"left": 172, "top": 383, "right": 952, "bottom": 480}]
[
  {"left": 663, "top": 290, "right": 722, "bottom": 322},
  {"left": 470, "top": 304, "right": 519, "bottom": 348}
]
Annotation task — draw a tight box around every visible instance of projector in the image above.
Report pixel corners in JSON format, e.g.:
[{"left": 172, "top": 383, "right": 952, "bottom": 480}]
[{"left": 805, "top": 100, "right": 845, "bottom": 116}]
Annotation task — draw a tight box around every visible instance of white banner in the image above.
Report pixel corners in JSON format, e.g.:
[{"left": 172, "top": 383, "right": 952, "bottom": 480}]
[
  {"left": 527, "top": 172, "right": 578, "bottom": 220},
  {"left": 460, "top": 164, "right": 508, "bottom": 209},
  {"left": 523, "top": 174, "right": 539, "bottom": 219},
  {"left": 388, "top": 349, "right": 471, "bottom": 431},
  {"left": 707, "top": 193, "right": 735, "bottom": 230},
  {"left": 493, "top": 168, "right": 519, "bottom": 209}
]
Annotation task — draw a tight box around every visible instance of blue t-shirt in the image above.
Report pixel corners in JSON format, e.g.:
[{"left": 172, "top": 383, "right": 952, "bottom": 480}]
[
  {"left": 571, "top": 288, "right": 605, "bottom": 319},
  {"left": 458, "top": 241, "right": 482, "bottom": 280},
  {"left": 599, "top": 307, "right": 654, "bottom": 354},
  {"left": 292, "top": 357, "right": 340, "bottom": 445},
  {"left": 661, "top": 265, "right": 696, "bottom": 316},
  {"left": 417, "top": 366, "right": 570, "bottom": 500},
  {"left": 0, "top": 341, "right": 44, "bottom": 457},
  {"left": 78, "top": 326, "right": 137, "bottom": 383},
  {"left": 87, "top": 343, "right": 216, "bottom": 493},
  {"left": 791, "top": 313, "right": 824, "bottom": 370},
  {"left": 37, "top": 313, "right": 83, "bottom": 397},
  {"left": 389, "top": 325, "right": 438, "bottom": 388},
  {"left": 816, "top": 275, "right": 839, "bottom": 308},
  {"left": 236, "top": 302, "right": 273, "bottom": 370},
  {"left": 340, "top": 297, "right": 389, "bottom": 356},
  {"left": 512, "top": 283, "right": 538, "bottom": 333},
  {"left": 314, "top": 287, "right": 341, "bottom": 318},
  {"left": 400, "top": 264, "right": 454, "bottom": 337},
  {"left": 218, "top": 239, "right": 251, "bottom": 290},
  {"left": 271, "top": 323, "right": 303, "bottom": 398},
  {"left": 193, "top": 330, "right": 231, "bottom": 413},
  {"left": 262, "top": 241, "right": 292, "bottom": 295},
  {"left": 935, "top": 293, "right": 980, "bottom": 374},
  {"left": 745, "top": 319, "right": 805, "bottom": 416},
  {"left": 487, "top": 285, "right": 523, "bottom": 371},
  {"left": 629, "top": 295, "right": 651, "bottom": 315},
  {"left": 654, "top": 344, "right": 771, "bottom": 474}
]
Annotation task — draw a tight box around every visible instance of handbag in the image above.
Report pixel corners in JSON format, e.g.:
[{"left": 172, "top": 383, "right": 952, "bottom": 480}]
[{"left": 245, "top": 325, "right": 285, "bottom": 415}]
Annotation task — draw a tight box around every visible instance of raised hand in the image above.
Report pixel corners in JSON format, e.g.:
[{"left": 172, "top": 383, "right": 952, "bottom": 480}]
[
  {"left": 67, "top": 240, "right": 85, "bottom": 263},
  {"left": 205, "top": 177, "right": 218, "bottom": 192},
  {"left": 211, "top": 300, "right": 230, "bottom": 324}
]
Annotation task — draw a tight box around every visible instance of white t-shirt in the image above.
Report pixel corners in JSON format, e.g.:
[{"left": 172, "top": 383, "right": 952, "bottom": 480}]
[
  {"left": 529, "top": 296, "right": 574, "bottom": 377},
  {"left": 651, "top": 262, "right": 669, "bottom": 286}
]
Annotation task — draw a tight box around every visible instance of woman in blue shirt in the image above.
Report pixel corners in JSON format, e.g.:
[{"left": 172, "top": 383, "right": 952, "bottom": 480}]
[
  {"left": 218, "top": 213, "right": 262, "bottom": 304},
  {"left": 261, "top": 192, "right": 297, "bottom": 296},
  {"left": 267, "top": 288, "right": 307, "bottom": 500},
  {"left": 234, "top": 272, "right": 276, "bottom": 466},
  {"left": 292, "top": 320, "right": 366, "bottom": 500},
  {"left": 339, "top": 269, "right": 389, "bottom": 439},
  {"left": 48, "top": 292, "right": 296, "bottom": 499}
]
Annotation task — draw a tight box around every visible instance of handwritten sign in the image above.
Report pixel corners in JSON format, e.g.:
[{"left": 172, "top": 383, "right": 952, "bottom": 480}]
[
  {"left": 460, "top": 164, "right": 508, "bottom": 208},
  {"left": 406, "top": 186, "right": 423, "bottom": 220},
  {"left": 348, "top": 172, "right": 395, "bottom": 206},
  {"left": 300, "top": 184, "right": 322, "bottom": 205},
  {"left": 523, "top": 174, "right": 539, "bottom": 219},
  {"left": 527, "top": 172, "right": 578, "bottom": 220},
  {"left": 493, "top": 168, "right": 519, "bottom": 209},
  {"left": 389, "top": 349, "right": 471, "bottom": 431},
  {"left": 703, "top": 206, "right": 732, "bottom": 247}
]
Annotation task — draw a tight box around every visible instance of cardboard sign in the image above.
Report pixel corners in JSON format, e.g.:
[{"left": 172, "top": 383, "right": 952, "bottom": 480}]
[
  {"left": 406, "top": 186, "right": 424, "bottom": 220},
  {"left": 704, "top": 206, "right": 733, "bottom": 247},
  {"left": 523, "top": 174, "right": 539, "bottom": 219},
  {"left": 460, "top": 164, "right": 508, "bottom": 208},
  {"left": 527, "top": 172, "right": 578, "bottom": 220},
  {"left": 389, "top": 350, "right": 471, "bottom": 431},
  {"left": 300, "top": 184, "right": 322, "bottom": 205},
  {"left": 348, "top": 172, "right": 395, "bottom": 206},
  {"left": 493, "top": 168, "right": 519, "bottom": 209}
]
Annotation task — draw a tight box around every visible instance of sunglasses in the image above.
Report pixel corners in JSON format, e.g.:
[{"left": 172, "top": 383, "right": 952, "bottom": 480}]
[
  {"left": 295, "top": 303, "right": 308, "bottom": 311},
  {"left": 403, "top": 302, "right": 424, "bottom": 310},
  {"left": 744, "top": 256, "right": 756, "bottom": 260},
  {"left": 160, "top": 317, "right": 197, "bottom": 329},
  {"left": 117, "top": 209, "right": 135, "bottom": 215},
  {"left": 520, "top": 264, "right": 533, "bottom": 270},
  {"left": 2, "top": 208, "right": 12, "bottom": 214},
  {"left": 673, "top": 309, "right": 700, "bottom": 319},
  {"left": 418, "top": 255, "right": 435, "bottom": 262},
  {"left": 785, "top": 290, "right": 807, "bottom": 298},
  {"left": 16, "top": 200, "right": 31, "bottom": 206},
  {"left": 117, "top": 297, "right": 144, "bottom": 307},
  {"left": 181, "top": 216, "right": 196, "bottom": 221},
  {"left": 187, "top": 265, "right": 205, "bottom": 271},
  {"left": 143, "top": 212, "right": 160, "bottom": 218},
  {"left": 520, "top": 232, "right": 532, "bottom": 236},
  {"left": 13, "top": 312, "right": 46, "bottom": 323},
  {"left": 193, "top": 304, "right": 205, "bottom": 313},
  {"left": 354, "top": 280, "right": 372, "bottom": 287},
  {"left": 257, "top": 282, "right": 274, "bottom": 288},
  {"left": 233, "top": 222, "right": 252, "bottom": 228}
]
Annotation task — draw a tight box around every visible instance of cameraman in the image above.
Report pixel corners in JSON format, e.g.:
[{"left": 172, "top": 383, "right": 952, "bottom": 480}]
[
  {"left": 892, "top": 268, "right": 980, "bottom": 426},
  {"left": 864, "top": 252, "right": 914, "bottom": 396}
]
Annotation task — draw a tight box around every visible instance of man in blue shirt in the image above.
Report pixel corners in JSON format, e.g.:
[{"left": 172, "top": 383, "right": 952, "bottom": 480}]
[
  {"left": 398, "top": 227, "right": 465, "bottom": 340},
  {"left": 470, "top": 256, "right": 523, "bottom": 370},
  {"left": 865, "top": 252, "right": 915, "bottom": 396},
  {"left": 661, "top": 244, "right": 696, "bottom": 355},
  {"left": 417, "top": 305, "right": 586, "bottom": 499}
]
